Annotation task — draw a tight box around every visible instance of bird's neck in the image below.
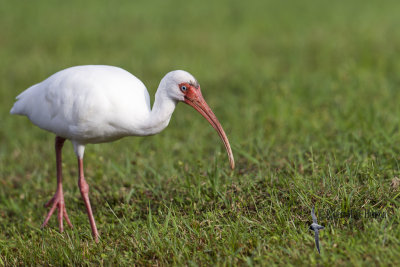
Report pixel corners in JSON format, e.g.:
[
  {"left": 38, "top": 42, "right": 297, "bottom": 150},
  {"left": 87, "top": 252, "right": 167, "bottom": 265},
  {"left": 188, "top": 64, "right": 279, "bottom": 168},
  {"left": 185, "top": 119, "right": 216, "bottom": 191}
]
[{"left": 141, "top": 89, "right": 178, "bottom": 136}]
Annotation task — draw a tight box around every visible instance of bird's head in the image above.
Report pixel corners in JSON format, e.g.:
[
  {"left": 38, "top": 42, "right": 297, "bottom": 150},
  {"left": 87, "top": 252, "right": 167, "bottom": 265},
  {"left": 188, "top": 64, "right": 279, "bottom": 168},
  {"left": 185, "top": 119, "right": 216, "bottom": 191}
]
[{"left": 161, "top": 70, "right": 235, "bottom": 169}]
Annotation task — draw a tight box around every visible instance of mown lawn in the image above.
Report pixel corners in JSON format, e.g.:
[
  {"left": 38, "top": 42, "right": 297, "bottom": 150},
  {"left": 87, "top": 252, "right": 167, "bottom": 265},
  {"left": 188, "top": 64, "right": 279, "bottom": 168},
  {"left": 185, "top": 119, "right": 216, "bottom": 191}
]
[{"left": 1, "top": 0, "right": 400, "bottom": 265}]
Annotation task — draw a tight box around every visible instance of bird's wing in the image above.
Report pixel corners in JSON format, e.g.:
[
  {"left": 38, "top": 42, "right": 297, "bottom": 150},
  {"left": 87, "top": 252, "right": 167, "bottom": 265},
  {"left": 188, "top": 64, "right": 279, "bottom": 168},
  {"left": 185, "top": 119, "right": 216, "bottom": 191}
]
[
  {"left": 314, "top": 230, "right": 320, "bottom": 254},
  {"left": 311, "top": 206, "right": 318, "bottom": 223},
  {"left": 11, "top": 65, "right": 152, "bottom": 140}
]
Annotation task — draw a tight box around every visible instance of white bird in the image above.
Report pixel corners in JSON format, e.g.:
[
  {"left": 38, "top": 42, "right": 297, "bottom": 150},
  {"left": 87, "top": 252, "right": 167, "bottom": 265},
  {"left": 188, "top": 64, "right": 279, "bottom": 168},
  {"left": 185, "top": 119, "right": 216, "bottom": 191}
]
[{"left": 10, "top": 65, "right": 234, "bottom": 242}]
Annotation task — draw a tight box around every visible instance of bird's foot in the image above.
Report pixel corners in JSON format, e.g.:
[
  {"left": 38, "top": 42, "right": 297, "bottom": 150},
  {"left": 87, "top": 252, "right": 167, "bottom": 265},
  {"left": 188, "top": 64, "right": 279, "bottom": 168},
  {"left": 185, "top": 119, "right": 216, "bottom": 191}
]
[{"left": 41, "top": 189, "right": 73, "bottom": 232}]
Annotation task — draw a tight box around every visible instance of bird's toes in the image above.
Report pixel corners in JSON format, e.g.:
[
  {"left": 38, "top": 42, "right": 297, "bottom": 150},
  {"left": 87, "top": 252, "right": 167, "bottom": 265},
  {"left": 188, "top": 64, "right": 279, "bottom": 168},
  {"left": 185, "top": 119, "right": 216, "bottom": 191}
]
[
  {"left": 57, "top": 205, "right": 64, "bottom": 232},
  {"left": 44, "top": 196, "right": 55, "bottom": 208},
  {"left": 41, "top": 203, "right": 57, "bottom": 228},
  {"left": 42, "top": 197, "right": 73, "bottom": 232},
  {"left": 63, "top": 207, "right": 73, "bottom": 228}
]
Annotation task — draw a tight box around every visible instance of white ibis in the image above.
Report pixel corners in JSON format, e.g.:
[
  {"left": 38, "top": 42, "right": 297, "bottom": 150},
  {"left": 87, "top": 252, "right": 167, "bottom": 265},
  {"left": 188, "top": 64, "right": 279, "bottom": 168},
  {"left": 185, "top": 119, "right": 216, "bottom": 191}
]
[{"left": 10, "top": 65, "right": 234, "bottom": 242}]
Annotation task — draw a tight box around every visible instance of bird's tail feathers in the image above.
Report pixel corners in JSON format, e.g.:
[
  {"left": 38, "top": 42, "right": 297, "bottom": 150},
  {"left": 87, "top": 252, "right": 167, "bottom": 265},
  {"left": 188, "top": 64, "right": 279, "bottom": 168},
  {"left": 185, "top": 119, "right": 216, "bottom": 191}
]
[{"left": 10, "top": 83, "right": 40, "bottom": 115}]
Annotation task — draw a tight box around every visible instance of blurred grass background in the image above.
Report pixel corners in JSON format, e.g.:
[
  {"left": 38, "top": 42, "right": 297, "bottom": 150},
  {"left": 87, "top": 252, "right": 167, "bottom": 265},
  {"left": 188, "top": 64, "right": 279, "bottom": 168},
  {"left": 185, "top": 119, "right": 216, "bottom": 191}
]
[{"left": 1, "top": 0, "right": 400, "bottom": 265}]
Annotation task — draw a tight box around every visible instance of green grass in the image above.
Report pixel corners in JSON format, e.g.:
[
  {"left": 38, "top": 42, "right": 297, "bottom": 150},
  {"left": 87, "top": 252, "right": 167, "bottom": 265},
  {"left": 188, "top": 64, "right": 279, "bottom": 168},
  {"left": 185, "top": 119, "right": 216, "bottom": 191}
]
[{"left": 1, "top": 0, "right": 400, "bottom": 265}]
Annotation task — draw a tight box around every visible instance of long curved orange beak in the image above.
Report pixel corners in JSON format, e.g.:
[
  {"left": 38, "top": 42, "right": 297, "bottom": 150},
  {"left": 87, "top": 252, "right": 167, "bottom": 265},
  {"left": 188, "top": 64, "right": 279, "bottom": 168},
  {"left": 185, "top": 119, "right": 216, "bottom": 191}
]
[{"left": 183, "top": 86, "right": 235, "bottom": 169}]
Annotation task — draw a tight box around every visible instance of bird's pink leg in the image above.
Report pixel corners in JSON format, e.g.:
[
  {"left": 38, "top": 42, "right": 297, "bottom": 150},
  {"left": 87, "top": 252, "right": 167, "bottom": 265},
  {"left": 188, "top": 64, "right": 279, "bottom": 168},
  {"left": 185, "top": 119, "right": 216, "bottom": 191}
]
[
  {"left": 41, "top": 136, "right": 73, "bottom": 232},
  {"left": 77, "top": 157, "right": 99, "bottom": 243}
]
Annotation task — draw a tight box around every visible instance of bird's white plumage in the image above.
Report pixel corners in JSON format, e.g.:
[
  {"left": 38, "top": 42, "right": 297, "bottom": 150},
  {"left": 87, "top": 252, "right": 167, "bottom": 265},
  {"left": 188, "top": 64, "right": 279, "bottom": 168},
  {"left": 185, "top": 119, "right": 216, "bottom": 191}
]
[
  {"left": 11, "top": 65, "right": 153, "bottom": 144},
  {"left": 11, "top": 66, "right": 201, "bottom": 157}
]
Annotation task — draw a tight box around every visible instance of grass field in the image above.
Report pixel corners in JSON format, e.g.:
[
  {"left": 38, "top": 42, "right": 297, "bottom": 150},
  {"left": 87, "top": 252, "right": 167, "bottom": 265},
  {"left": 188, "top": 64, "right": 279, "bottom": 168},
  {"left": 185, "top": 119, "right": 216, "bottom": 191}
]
[{"left": 1, "top": 0, "right": 400, "bottom": 265}]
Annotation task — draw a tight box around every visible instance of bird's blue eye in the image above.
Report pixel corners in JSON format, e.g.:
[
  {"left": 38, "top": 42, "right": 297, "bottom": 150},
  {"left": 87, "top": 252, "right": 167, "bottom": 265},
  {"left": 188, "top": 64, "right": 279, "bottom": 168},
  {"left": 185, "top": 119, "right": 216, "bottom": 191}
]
[{"left": 181, "top": 86, "right": 187, "bottom": 91}]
